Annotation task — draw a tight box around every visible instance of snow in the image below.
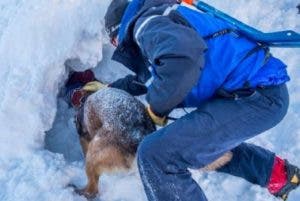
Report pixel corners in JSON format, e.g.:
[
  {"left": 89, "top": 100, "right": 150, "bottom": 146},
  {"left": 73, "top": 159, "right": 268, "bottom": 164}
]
[{"left": 0, "top": 1, "right": 299, "bottom": 201}]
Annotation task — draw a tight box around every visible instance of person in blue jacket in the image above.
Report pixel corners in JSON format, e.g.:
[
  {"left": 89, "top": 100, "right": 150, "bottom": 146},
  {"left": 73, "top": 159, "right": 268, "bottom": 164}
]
[{"left": 67, "top": 0, "right": 300, "bottom": 200}]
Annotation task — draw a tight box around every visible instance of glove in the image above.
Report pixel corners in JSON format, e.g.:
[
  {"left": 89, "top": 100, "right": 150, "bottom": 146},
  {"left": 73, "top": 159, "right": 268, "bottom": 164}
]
[
  {"left": 146, "top": 106, "right": 167, "bottom": 126},
  {"left": 82, "top": 81, "right": 107, "bottom": 92}
]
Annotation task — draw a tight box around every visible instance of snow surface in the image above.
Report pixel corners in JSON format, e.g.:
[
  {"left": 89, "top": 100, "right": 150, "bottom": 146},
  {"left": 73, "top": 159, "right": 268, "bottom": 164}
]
[{"left": 0, "top": 1, "right": 299, "bottom": 201}]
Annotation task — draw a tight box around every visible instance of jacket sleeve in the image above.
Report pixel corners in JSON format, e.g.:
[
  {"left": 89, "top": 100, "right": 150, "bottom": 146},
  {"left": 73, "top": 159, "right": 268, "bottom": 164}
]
[
  {"left": 109, "top": 74, "right": 148, "bottom": 96},
  {"left": 134, "top": 16, "right": 207, "bottom": 116}
]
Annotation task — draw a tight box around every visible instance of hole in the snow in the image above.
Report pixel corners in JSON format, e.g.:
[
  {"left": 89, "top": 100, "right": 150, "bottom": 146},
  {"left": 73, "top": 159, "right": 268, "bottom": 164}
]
[
  {"left": 44, "top": 45, "right": 131, "bottom": 162},
  {"left": 44, "top": 86, "right": 84, "bottom": 162}
]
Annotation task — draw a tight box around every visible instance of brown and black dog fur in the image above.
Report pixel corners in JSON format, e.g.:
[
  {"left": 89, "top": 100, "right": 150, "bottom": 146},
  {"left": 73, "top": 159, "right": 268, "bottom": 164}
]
[
  {"left": 73, "top": 87, "right": 232, "bottom": 199},
  {"left": 74, "top": 88, "right": 156, "bottom": 198}
]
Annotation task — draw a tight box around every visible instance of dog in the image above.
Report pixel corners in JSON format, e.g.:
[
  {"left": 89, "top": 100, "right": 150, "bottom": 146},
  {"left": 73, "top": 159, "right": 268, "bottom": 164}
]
[
  {"left": 73, "top": 87, "right": 156, "bottom": 198},
  {"left": 73, "top": 87, "right": 232, "bottom": 199}
]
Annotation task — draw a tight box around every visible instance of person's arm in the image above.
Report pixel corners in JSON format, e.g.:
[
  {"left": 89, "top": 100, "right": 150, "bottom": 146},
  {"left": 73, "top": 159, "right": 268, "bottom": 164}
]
[
  {"left": 109, "top": 74, "right": 148, "bottom": 96},
  {"left": 134, "top": 15, "right": 207, "bottom": 116}
]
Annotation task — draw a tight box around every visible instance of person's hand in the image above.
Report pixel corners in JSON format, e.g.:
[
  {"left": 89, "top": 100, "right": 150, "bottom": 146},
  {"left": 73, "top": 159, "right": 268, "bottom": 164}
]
[
  {"left": 146, "top": 106, "right": 167, "bottom": 126},
  {"left": 82, "top": 81, "right": 107, "bottom": 92}
]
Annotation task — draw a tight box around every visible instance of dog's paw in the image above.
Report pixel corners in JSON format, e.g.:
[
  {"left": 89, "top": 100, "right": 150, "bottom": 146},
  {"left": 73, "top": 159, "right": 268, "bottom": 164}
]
[{"left": 69, "top": 184, "right": 98, "bottom": 200}]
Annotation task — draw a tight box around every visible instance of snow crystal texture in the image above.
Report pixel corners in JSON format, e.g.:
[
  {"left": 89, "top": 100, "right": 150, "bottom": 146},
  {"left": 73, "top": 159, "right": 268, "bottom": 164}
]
[{"left": 83, "top": 87, "right": 155, "bottom": 149}]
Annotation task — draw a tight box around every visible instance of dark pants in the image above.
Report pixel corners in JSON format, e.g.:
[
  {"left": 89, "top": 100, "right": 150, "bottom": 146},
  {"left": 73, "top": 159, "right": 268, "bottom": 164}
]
[{"left": 137, "top": 84, "right": 289, "bottom": 201}]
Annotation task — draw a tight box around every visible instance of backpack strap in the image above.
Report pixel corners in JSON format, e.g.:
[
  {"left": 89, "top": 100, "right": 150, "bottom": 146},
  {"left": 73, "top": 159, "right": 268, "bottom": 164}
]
[
  {"left": 203, "top": 27, "right": 271, "bottom": 72},
  {"left": 203, "top": 28, "right": 235, "bottom": 40},
  {"left": 242, "top": 43, "right": 270, "bottom": 65}
]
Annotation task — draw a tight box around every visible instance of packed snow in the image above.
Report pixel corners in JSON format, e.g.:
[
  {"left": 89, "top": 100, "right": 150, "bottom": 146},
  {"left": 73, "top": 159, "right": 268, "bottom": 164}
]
[{"left": 0, "top": 1, "right": 299, "bottom": 201}]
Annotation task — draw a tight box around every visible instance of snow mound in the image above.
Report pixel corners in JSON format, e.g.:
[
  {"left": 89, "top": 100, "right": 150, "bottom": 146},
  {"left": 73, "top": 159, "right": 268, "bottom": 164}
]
[
  {"left": 0, "top": 1, "right": 109, "bottom": 200},
  {"left": 0, "top": 0, "right": 108, "bottom": 157}
]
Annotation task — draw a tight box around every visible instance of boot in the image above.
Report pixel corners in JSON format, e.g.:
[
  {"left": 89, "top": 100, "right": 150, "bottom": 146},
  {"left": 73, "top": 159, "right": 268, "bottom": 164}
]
[
  {"left": 274, "top": 160, "right": 300, "bottom": 200},
  {"left": 268, "top": 157, "right": 300, "bottom": 200}
]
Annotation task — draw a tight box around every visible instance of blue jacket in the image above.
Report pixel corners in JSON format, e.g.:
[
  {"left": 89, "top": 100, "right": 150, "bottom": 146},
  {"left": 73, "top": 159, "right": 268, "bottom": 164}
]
[{"left": 111, "top": 0, "right": 290, "bottom": 116}]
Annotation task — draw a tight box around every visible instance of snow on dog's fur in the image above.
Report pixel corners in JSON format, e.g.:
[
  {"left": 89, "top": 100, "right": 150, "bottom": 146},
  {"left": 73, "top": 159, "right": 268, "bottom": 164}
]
[
  {"left": 74, "top": 88, "right": 156, "bottom": 198},
  {"left": 73, "top": 87, "right": 232, "bottom": 199}
]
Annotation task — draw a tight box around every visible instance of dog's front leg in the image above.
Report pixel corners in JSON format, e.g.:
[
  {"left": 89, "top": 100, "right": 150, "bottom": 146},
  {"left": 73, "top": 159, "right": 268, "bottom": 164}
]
[
  {"left": 76, "top": 163, "right": 100, "bottom": 199},
  {"left": 75, "top": 135, "right": 129, "bottom": 199},
  {"left": 75, "top": 139, "right": 102, "bottom": 199},
  {"left": 79, "top": 136, "right": 90, "bottom": 157}
]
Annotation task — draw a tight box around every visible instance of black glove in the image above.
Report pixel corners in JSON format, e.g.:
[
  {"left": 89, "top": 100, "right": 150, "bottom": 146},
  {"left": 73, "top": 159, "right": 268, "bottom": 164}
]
[{"left": 110, "top": 75, "right": 147, "bottom": 96}]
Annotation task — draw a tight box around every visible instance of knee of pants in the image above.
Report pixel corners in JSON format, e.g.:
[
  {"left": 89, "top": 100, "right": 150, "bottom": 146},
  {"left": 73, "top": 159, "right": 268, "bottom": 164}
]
[
  {"left": 137, "top": 133, "right": 177, "bottom": 172},
  {"left": 138, "top": 134, "right": 161, "bottom": 163}
]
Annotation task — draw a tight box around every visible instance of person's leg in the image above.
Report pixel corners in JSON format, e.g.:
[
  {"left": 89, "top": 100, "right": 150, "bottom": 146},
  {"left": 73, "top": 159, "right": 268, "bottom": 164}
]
[
  {"left": 137, "top": 84, "right": 289, "bottom": 201},
  {"left": 218, "top": 143, "right": 300, "bottom": 200},
  {"left": 218, "top": 143, "right": 275, "bottom": 187}
]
